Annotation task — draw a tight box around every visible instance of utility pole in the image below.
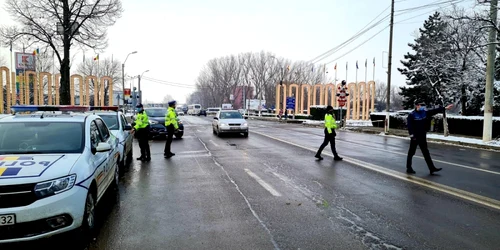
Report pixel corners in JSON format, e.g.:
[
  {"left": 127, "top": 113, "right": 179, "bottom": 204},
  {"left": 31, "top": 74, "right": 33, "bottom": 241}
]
[
  {"left": 385, "top": 0, "right": 395, "bottom": 134},
  {"left": 138, "top": 74, "right": 142, "bottom": 105},
  {"left": 484, "top": 0, "right": 497, "bottom": 142},
  {"left": 121, "top": 63, "right": 126, "bottom": 111}
]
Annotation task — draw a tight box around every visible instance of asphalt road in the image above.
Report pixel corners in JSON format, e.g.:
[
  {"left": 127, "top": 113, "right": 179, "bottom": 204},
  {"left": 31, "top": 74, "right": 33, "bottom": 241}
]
[{"left": 5, "top": 115, "right": 500, "bottom": 250}]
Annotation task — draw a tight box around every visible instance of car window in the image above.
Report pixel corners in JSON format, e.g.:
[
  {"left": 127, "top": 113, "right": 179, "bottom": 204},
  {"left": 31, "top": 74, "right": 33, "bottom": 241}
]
[
  {"left": 220, "top": 112, "right": 243, "bottom": 119},
  {"left": 145, "top": 109, "right": 166, "bottom": 117},
  {"left": 99, "top": 114, "right": 119, "bottom": 130},
  {"left": 90, "top": 121, "right": 101, "bottom": 148},
  {"left": 120, "top": 115, "right": 128, "bottom": 130},
  {"left": 95, "top": 119, "right": 110, "bottom": 141},
  {"left": 0, "top": 122, "right": 84, "bottom": 154}
]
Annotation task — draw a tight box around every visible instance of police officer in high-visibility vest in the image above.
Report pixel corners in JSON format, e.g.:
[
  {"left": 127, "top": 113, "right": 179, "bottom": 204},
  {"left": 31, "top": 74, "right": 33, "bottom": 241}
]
[
  {"left": 133, "top": 104, "right": 151, "bottom": 161},
  {"left": 164, "top": 100, "right": 179, "bottom": 158},
  {"left": 315, "top": 105, "right": 343, "bottom": 161}
]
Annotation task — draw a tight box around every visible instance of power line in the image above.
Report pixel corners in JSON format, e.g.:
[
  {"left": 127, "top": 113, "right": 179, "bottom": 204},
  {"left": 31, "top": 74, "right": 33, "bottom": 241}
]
[
  {"left": 324, "top": 25, "right": 390, "bottom": 65},
  {"left": 309, "top": 5, "right": 392, "bottom": 63},
  {"left": 309, "top": 0, "right": 468, "bottom": 65}
]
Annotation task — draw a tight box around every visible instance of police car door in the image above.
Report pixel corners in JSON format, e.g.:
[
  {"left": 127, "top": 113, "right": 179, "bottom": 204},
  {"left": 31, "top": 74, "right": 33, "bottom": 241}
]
[
  {"left": 94, "top": 119, "right": 117, "bottom": 189},
  {"left": 120, "top": 114, "right": 132, "bottom": 156},
  {"left": 90, "top": 120, "right": 108, "bottom": 200}
]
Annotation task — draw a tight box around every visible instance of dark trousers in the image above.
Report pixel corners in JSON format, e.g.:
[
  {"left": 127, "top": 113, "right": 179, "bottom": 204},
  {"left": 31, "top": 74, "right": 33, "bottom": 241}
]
[
  {"left": 406, "top": 136, "right": 435, "bottom": 170},
  {"left": 164, "top": 124, "right": 175, "bottom": 155},
  {"left": 137, "top": 128, "right": 150, "bottom": 159},
  {"left": 316, "top": 129, "right": 339, "bottom": 157}
]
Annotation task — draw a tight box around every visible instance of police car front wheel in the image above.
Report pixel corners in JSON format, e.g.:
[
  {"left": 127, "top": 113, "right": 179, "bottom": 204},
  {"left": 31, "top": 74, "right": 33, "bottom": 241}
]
[{"left": 83, "top": 192, "right": 96, "bottom": 231}]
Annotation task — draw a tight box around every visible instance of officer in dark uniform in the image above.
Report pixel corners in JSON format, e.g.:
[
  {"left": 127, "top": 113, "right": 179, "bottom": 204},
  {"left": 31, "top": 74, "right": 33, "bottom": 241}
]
[
  {"left": 132, "top": 104, "right": 151, "bottom": 161},
  {"left": 406, "top": 100, "right": 453, "bottom": 174}
]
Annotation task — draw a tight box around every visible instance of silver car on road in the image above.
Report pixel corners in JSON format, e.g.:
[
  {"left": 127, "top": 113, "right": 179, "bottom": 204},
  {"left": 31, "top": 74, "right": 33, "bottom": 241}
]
[{"left": 212, "top": 110, "right": 249, "bottom": 137}]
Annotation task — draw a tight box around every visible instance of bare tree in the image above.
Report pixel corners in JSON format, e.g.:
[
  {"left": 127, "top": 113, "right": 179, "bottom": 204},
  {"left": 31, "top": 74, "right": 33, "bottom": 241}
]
[
  {"left": 162, "top": 94, "right": 174, "bottom": 104},
  {"left": 444, "top": 6, "right": 488, "bottom": 115},
  {"left": 1, "top": 0, "right": 123, "bottom": 105},
  {"left": 0, "top": 55, "right": 7, "bottom": 66},
  {"left": 76, "top": 56, "right": 120, "bottom": 105}
]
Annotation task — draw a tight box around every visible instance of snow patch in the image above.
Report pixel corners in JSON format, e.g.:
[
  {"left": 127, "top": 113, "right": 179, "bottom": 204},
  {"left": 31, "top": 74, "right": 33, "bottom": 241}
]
[{"left": 425, "top": 134, "right": 500, "bottom": 148}]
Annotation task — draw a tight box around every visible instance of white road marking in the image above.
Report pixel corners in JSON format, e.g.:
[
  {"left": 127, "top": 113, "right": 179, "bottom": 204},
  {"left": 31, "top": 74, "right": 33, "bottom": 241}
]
[
  {"left": 245, "top": 169, "right": 282, "bottom": 197},
  {"left": 252, "top": 130, "right": 500, "bottom": 211},
  {"left": 209, "top": 140, "right": 219, "bottom": 146},
  {"left": 336, "top": 138, "right": 500, "bottom": 176}
]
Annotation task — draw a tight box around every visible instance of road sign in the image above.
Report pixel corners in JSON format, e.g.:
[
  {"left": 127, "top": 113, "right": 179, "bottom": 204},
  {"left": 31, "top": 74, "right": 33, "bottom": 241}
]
[
  {"left": 338, "top": 99, "right": 346, "bottom": 107},
  {"left": 124, "top": 88, "right": 131, "bottom": 99},
  {"left": 286, "top": 97, "right": 295, "bottom": 109}
]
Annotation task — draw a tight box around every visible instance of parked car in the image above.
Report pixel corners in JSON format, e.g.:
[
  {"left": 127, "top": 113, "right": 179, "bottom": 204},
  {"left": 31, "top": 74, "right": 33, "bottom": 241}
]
[
  {"left": 89, "top": 106, "right": 133, "bottom": 171},
  {"left": 0, "top": 105, "right": 120, "bottom": 243},
  {"left": 212, "top": 110, "right": 248, "bottom": 137},
  {"left": 198, "top": 109, "right": 207, "bottom": 116}
]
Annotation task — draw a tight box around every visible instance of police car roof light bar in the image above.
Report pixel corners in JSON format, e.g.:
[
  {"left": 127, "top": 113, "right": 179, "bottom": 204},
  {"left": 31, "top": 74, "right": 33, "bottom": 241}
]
[
  {"left": 11, "top": 105, "right": 91, "bottom": 113},
  {"left": 89, "top": 106, "right": 119, "bottom": 111}
]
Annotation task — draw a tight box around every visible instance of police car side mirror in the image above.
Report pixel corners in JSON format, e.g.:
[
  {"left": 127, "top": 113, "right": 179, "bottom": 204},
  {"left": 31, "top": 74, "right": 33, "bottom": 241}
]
[
  {"left": 214, "top": 117, "right": 218, "bottom": 120},
  {"left": 124, "top": 124, "right": 132, "bottom": 130},
  {"left": 96, "top": 142, "right": 112, "bottom": 153}
]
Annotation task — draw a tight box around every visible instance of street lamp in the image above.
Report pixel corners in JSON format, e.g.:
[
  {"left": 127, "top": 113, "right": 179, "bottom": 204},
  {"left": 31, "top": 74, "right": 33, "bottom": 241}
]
[
  {"left": 138, "top": 69, "right": 149, "bottom": 105},
  {"left": 122, "top": 51, "right": 137, "bottom": 113}
]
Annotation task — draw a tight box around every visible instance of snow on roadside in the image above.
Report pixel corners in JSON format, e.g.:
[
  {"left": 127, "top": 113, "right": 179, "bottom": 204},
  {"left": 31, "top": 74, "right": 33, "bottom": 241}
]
[{"left": 303, "top": 120, "right": 372, "bottom": 127}]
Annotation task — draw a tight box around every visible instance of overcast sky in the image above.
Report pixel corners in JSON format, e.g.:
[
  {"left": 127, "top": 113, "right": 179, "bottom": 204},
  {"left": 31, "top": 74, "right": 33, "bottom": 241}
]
[{"left": 0, "top": 0, "right": 478, "bottom": 104}]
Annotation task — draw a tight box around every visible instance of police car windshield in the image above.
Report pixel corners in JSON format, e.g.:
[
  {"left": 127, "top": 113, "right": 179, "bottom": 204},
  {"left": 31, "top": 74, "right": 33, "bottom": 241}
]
[
  {"left": 145, "top": 109, "right": 166, "bottom": 117},
  {"left": 0, "top": 122, "right": 84, "bottom": 154},
  {"left": 99, "top": 115, "right": 119, "bottom": 130}
]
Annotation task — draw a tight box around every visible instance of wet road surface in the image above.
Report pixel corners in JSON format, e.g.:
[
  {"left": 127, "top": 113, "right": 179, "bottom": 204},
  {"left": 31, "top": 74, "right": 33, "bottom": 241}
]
[{"left": 3, "top": 115, "right": 500, "bottom": 250}]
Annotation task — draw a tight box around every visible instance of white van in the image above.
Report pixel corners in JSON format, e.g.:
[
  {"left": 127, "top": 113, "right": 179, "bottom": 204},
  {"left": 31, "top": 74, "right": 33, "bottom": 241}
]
[{"left": 206, "top": 107, "right": 221, "bottom": 115}]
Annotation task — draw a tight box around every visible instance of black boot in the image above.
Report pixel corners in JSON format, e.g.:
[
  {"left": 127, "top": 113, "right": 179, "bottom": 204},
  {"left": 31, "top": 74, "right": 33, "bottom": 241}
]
[
  {"left": 430, "top": 167, "right": 442, "bottom": 175},
  {"left": 315, "top": 154, "right": 324, "bottom": 160},
  {"left": 406, "top": 168, "right": 416, "bottom": 174},
  {"left": 333, "top": 156, "right": 343, "bottom": 161}
]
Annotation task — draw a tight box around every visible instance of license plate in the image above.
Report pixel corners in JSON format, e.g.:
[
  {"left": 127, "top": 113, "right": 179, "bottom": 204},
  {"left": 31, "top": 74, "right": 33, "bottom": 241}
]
[
  {"left": 230, "top": 127, "right": 240, "bottom": 130},
  {"left": 0, "top": 214, "right": 15, "bottom": 226}
]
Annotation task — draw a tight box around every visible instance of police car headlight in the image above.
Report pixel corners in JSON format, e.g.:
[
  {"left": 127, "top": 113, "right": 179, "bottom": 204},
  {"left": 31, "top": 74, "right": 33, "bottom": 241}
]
[
  {"left": 242, "top": 123, "right": 248, "bottom": 127},
  {"left": 220, "top": 123, "right": 228, "bottom": 127},
  {"left": 34, "top": 174, "right": 77, "bottom": 199},
  {"left": 149, "top": 120, "right": 158, "bottom": 125}
]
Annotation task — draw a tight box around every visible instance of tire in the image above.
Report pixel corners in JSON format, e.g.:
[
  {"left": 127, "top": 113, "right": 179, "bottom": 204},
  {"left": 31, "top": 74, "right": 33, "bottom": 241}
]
[
  {"left": 126, "top": 148, "right": 133, "bottom": 165},
  {"left": 175, "top": 133, "right": 183, "bottom": 139},
  {"left": 213, "top": 127, "right": 216, "bottom": 135},
  {"left": 243, "top": 132, "right": 248, "bottom": 138},
  {"left": 112, "top": 161, "right": 120, "bottom": 190},
  {"left": 82, "top": 191, "right": 96, "bottom": 233}
]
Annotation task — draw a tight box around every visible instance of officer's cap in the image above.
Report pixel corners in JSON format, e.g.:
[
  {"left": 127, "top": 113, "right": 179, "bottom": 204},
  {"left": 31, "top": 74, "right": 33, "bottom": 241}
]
[
  {"left": 414, "top": 100, "right": 426, "bottom": 106},
  {"left": 326, "top": 105, "right": 334, "bottom": 111},
  {"left": 136, "top": 103, "right": 143, "bottom": 108},
  {"left": 168, "top": 100, "right": 177, "bottom": 106}
]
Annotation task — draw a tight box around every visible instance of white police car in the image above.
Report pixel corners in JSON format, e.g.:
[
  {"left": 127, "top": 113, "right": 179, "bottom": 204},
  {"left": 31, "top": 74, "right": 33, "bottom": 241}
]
[
  {"left": 0, "top": 105, "right": 120, "bottom": 243},
  {"left": 88, "top": 106, "right": 133, "bottom": 170}
]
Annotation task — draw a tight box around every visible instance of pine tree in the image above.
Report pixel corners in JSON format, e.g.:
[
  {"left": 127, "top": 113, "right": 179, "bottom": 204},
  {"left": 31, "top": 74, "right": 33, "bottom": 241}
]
[{"left": 399, "top": 12, "right": 459, "bottom": 109}]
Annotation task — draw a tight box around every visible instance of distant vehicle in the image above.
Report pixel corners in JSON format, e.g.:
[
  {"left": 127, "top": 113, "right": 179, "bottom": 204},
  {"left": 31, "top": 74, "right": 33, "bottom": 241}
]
[
  {"left": 175, "top": 106, "right": 185, "bottom": 115},
  {"left": 212, "top": 110, "right": 248, "bottom": 138},
  {"left": 141, "top": 108, "right": 184, "bottom": 139},
  {"left": 199, "top": 109, "right": 207, "bottom": 116},
  {"left": 187, "top": 104, "right": 202, "bottom": 115},
  {"left": 221, "top": 103, "right": 233, "bottom": 110},
  {"left": 207, "top": 107, "right": 221, "bottom": 115}
]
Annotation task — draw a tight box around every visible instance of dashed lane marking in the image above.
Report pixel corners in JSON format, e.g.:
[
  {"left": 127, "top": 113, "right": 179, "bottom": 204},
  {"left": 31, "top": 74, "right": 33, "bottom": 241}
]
[{"left": 245, "top": 169, "right": 282, "bottom": 197}]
